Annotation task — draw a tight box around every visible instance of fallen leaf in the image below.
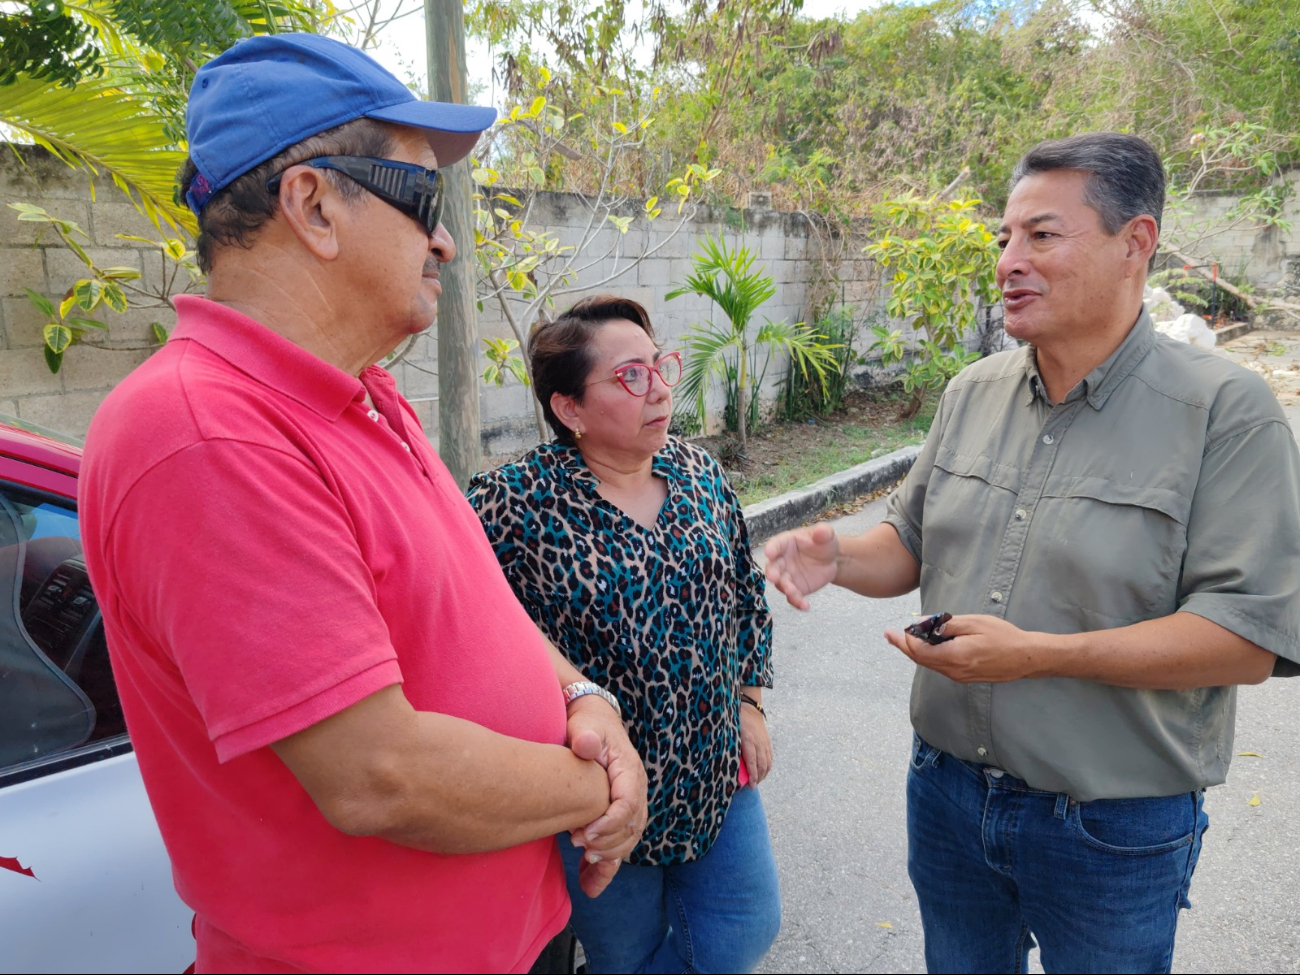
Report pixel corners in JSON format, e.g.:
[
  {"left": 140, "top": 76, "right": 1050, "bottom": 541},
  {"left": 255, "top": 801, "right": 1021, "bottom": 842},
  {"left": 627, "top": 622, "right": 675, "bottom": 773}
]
[
  {"left": 877, "top": 922, "right": 893, "bottom": 929},
  {"left": 1238, "top": 751, "right": 1263, "bottom": 758},
  {"left": 1248, "top": 793, "right": 1261, "bottom": 807},
  {"left": 0, "top": 855, "right": 36, "bottom": 880}
]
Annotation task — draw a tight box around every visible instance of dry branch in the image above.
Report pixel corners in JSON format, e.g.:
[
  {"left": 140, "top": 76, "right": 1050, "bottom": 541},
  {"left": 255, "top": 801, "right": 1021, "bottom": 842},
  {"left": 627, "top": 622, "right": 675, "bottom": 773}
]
[{"left": 1164, "top": 244, "right": 1300, "bottom": 321}]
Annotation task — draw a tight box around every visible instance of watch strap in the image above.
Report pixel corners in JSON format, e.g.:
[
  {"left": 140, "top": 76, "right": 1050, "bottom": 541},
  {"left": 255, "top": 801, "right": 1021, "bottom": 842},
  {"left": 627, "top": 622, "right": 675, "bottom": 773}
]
[{"left": 562, "top": 680, "right": 622, "bottom": 717}]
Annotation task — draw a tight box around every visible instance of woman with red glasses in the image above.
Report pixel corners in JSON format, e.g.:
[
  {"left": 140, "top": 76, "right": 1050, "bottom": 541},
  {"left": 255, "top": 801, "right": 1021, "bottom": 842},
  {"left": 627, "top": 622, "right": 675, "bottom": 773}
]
[{"left": 467, "top": 294, "right": 781, "bottom": 973}]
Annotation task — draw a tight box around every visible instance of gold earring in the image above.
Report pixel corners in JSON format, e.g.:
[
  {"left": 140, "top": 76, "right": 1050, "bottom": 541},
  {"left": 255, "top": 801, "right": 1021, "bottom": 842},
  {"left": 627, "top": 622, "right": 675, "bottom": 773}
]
[{"left": 574, "top": 428, "right": 583, "bottom": 441}]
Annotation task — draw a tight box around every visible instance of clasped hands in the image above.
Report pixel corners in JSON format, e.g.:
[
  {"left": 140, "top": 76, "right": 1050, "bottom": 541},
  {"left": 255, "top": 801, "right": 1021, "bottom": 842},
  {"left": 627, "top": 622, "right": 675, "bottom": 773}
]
[
  {"left": 764, "top": 522, "right": 1046, "bottom": 684},
  {"left": 565, "top": 696, "right": 649, "bottom": 898}
]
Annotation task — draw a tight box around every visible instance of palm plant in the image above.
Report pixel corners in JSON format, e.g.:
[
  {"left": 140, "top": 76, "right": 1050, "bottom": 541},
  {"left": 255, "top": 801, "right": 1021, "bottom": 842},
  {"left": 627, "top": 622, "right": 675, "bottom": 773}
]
[
  {"left": 0, "top": 2, "right": 325, "bottom": 234},
  {"left": 667, "top": 233, "right": 838, "bottom": 448},
  {"left": 0, "top": 1, "right": 325, "bottom": 368},
  {"left": 1, "top": 72, "right": 195, "bottom": 232}
]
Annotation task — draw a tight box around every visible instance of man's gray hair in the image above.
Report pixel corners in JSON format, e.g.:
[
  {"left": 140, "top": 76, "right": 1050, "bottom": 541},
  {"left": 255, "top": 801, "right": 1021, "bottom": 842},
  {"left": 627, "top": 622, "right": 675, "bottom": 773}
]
[
  {"left": 1010, "top": 132, "right": 1166, "bottom": 238},
  {"left": 178, "top": 117, "right": 397, "bottom": 274}
]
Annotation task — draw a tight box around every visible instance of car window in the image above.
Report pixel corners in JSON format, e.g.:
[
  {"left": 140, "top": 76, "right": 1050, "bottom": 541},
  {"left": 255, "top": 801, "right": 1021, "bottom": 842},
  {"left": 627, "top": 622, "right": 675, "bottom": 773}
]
[
  {"left": 0, "top": 482, "right": 126, "bottom": 780},
  {"left": 25, "top": 502, "right": 80, "bottom": 542}
]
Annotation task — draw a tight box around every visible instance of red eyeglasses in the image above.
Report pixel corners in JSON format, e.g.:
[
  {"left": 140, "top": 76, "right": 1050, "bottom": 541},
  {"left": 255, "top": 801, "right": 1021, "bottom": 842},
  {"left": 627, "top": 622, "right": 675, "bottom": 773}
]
[{"left": 585, "top": 351, "right": 682, "bottom": 397}]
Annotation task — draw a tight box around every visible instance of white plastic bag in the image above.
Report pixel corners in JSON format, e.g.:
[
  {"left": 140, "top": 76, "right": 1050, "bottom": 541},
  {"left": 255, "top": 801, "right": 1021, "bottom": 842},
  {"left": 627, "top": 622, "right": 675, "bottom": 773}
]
[
  {"left": 1146, "top": 287, "right": 1185, "bottom": 323},
  {"left": 1155, "top": 313, "right": 1217, "bottom": 351}
]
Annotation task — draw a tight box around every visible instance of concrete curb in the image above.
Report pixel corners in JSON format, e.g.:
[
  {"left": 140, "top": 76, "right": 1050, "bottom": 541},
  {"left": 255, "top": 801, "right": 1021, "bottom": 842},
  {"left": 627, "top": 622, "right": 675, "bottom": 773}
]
[
  {"left": 741, "top": 444, "right": 921, "bottom": 544},
  {"left": 1215, "top": 322, "right": 1253, "bottom": 345}
]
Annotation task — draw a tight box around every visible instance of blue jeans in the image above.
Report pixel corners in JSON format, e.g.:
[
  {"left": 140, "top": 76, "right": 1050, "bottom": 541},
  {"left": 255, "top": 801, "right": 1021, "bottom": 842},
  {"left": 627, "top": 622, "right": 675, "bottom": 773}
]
[
  {"left": 558, "top": 786, "right": 782, "bottom": 974},
  {"left": 907, "top": 735, "right": 1208, "bottom": 975}
]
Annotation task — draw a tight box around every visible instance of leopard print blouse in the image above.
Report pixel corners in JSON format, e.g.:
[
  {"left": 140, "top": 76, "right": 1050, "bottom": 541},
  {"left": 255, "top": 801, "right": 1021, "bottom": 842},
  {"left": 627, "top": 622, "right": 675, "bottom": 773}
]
[{"left": 466, "top": 436, "right": 773, "bottom": 866}]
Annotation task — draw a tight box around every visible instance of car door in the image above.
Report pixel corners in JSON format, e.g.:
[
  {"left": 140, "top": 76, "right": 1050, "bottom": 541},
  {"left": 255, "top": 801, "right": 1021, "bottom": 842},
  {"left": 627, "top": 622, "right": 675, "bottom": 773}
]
[{"left": 0, "top": 477, "right": 194, "bottom": 975}]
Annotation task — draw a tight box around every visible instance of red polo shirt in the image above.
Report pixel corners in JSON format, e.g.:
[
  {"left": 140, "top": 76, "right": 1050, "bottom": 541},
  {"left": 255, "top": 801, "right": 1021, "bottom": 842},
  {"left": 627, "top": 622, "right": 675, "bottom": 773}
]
[{"left": 79, "top": 296, "right": 570, "bottom": 973}]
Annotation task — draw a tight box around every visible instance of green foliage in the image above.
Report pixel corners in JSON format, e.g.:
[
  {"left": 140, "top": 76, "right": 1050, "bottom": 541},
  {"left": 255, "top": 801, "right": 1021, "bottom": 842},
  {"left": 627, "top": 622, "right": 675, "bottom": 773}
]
[
  {"left": 2, "top": 1, "right": 328, "bottom": 370},
  {"left": 1, "top": 1, "right": 326, "bottom": 234},
  {"left": 1131, "top": 0, "right": 1300, "bottom": 150},
  {"left": 9, "top": 203, "right": 198, "bottom": 371},
  {"left": 468, "top": 0, "right": 1298, "bottom": 229},
  {"left": 481, "top": 337, "right": 529, "bottom": 387},
  {"left": 1148, "top": 267, "right": 1251, "bottom": 324},
  {"left": 470, "top": 67, "right": 720, "bottom": 436},
  {"left": 0, "top": 2, "right": 102, "bottom": 86},
  {"left": 1, "top": 72, "right": 195, "bottom": 231},
  {"left": 779, "top": 305, "right": 863, "bottom": 420},
  {"left": 667, "top": 233, "right": 838, "bottom": 447},
  {"left": 103, "top": 1, "right": 317, "bottom": 56},
  {"left": 761, "top": 146, "right": 839, "bottom": 214},
  {"left": 864, "top": 193, "right": 996, "bottom": 415},
  {"left": 1161, "top": 121, "right": 1295, "bottom": 262}
]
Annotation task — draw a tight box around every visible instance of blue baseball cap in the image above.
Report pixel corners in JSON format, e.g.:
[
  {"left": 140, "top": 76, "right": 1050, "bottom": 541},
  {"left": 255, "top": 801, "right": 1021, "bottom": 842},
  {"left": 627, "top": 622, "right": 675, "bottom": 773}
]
[{"left": 185, "top": 33, "right": 497, "bottom": 214}]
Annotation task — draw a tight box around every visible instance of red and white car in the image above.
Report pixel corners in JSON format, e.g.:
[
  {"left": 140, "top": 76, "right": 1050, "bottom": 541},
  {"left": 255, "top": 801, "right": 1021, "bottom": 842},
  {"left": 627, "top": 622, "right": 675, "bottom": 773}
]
[{"left": 0, "top": 415, "right": 193, "bottom": 974}]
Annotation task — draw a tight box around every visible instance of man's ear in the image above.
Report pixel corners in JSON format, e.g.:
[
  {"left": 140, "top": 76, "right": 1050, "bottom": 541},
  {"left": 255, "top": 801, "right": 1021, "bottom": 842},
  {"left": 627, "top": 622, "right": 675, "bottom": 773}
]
[
  {"left": 551, "top": 390, "right": 580, "bottom": 435},
  {"left": 275, "top": 167, "right": 342, "bottom": 261},
  {"left": 1125, "top": 213, "right": 1159, "bottom": 273}
]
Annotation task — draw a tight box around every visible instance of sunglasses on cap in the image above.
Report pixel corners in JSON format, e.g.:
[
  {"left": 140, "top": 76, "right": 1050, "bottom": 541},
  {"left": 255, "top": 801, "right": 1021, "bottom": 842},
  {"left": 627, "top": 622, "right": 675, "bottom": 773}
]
[{"left": 266, "top": 155, "right": 445, "bottom": 234}]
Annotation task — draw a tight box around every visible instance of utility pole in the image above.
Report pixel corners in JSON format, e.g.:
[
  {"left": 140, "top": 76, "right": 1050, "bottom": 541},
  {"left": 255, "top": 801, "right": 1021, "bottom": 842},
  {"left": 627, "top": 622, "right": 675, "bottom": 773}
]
[{"left": 426, "top": 0, "right": 480, "bottom": 487}]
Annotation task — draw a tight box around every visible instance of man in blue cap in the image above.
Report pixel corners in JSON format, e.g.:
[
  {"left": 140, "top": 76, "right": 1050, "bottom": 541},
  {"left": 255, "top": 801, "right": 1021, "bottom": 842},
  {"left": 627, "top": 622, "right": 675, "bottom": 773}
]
[{"left": 80, "top": 33, "right": 647, "bottom": 973}]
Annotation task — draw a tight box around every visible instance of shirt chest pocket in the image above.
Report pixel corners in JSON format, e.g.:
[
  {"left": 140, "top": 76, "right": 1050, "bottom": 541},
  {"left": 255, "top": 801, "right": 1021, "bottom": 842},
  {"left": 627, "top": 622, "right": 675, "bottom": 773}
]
[
  {"left": 1032, "top": 477, "right": 1190, "bottom": 623},
  {"left": 922, "top": 448, "right": 1021, "bottom": 583}
]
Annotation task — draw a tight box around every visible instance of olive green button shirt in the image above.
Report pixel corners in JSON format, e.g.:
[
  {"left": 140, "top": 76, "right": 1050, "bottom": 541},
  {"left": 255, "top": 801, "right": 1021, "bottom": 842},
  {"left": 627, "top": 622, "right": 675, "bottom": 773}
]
[{"left": 884, "top": 309, "right": 1300, "bottom": 800}]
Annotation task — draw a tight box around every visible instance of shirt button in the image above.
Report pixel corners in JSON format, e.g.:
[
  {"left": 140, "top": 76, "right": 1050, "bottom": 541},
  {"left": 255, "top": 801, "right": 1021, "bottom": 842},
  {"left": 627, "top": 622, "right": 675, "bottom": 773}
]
[
  {"left": 1014, "top": 508, "right": 1027, "bottom": 521},
  {"left": 401, "top": 442, "right": 411, "bottom": 452},
  {"left": 990, "top": 591, "right": 1004, "bottom": 603},
  {"left": 977, "top": 747, "right": 988, "bottom": 757},
  {"left": 987, "top": 768, "right": 1004, "bottom": 779},
  {"left": 1042, "top": 433, "right": 1054, "bottom": 445},
  {"left": 368, "top": 409, "right": 380, "bottom": 421}
]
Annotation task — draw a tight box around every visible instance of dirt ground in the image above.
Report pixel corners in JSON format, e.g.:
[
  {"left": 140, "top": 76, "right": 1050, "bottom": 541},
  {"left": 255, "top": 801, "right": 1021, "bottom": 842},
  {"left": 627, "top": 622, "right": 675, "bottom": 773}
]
[
  {"left": 1217, "top": 330, "right": 1300, "bottom": 409},
  {"left": 696, "top": 387, "right": 922, "bottom": 477}
]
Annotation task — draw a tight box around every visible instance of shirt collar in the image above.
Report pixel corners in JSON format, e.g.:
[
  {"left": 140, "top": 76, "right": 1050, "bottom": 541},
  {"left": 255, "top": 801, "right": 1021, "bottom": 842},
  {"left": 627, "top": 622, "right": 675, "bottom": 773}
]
[
  {"left": 172, "top": 295, "right": 366, "bottom": 421},
  {"left": 1023, "top": 308, "right": 1157, "bottom": 411}
]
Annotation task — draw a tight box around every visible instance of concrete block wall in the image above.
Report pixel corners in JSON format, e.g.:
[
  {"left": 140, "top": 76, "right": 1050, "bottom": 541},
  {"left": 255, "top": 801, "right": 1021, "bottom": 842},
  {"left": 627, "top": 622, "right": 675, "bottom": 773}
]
[
  {"left": 0, "top": 144, "right": 921, "bottom": 450},
  {"left": 1163, "top": 169, "right": 1300, "bottom": 300},
  {"left": 0, "top": 145, "right": 188, "bottom": 435},
  {"left": 443, "top": 189, "right": 893, "bottom": 459}
]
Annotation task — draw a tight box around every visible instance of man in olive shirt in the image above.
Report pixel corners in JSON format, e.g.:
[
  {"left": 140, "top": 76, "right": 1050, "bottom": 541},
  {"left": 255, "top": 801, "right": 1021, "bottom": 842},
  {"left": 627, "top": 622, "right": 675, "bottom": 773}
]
[{"left": 766, "top": 132, "right": 1300, "bottom": 973}]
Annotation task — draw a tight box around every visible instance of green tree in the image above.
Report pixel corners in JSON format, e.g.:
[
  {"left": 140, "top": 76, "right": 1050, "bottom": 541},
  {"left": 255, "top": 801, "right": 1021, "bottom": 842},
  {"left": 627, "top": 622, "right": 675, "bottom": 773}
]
[
  {"left": 865, "top": 193, "right": 1000, "bottom": 417},
  {"left": 471, "top": 68, "right": 720, "bottom": 437}
]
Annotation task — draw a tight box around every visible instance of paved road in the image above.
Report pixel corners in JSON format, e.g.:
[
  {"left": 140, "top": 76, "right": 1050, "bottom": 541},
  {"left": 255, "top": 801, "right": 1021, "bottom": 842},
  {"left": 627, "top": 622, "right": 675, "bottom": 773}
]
[{"left": 754, "top": 482, "right": 1300, "bottom": 972}]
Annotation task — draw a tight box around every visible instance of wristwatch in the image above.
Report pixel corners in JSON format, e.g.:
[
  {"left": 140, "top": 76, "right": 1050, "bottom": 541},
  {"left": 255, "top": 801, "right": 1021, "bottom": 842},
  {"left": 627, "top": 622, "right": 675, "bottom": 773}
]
[{"left": 562, "top": 680, "right": 622, "bottom": 717}]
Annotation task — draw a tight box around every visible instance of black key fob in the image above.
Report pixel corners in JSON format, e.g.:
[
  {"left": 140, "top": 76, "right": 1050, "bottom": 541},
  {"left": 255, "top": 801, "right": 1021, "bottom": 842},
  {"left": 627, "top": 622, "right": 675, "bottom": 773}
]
[{"left": 905, "top": 612, "right": 954, "bottom": 645}]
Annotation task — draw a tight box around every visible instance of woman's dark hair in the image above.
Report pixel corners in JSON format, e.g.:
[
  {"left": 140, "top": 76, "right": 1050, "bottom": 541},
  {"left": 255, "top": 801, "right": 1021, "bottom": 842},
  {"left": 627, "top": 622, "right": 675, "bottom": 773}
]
[
  {"left": 1009, "top": 132, "right": 1165, "bottom": 269},
  {"left": 530, "top": 295, "right": 657, "bottom": 446},
  {"left": 177, "top": 117, "right": 396, "bottom": 273}
]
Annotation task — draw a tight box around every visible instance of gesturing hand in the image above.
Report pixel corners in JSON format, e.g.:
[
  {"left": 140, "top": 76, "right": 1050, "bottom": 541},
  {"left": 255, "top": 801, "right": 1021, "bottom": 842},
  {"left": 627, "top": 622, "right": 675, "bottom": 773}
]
[
  {"left": 566, "top": 697, "right": 649, "bottom": 898},
  {"left": 763, "top": 523, "right": 840, "bottom": 610}
]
